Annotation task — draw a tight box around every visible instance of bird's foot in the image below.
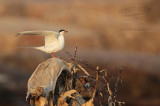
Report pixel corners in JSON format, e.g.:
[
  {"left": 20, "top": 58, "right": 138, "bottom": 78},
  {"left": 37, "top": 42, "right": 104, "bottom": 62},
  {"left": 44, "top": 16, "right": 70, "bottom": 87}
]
[{"left": 51, "top": 53, "right": 55, "bottom": 58}]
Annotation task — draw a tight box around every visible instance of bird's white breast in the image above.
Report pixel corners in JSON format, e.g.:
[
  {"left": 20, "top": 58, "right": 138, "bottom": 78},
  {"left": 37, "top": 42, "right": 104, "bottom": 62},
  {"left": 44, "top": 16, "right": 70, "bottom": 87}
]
[{"left": 54, "top": 34, "right": 64, "bottom": 52}]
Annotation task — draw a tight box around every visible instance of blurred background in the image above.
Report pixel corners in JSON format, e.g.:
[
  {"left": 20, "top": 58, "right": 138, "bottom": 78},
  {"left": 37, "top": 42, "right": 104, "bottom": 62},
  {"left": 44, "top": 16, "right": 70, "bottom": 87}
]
[{"left": 0, "top": 0, "right": 160, "bottom": 105}]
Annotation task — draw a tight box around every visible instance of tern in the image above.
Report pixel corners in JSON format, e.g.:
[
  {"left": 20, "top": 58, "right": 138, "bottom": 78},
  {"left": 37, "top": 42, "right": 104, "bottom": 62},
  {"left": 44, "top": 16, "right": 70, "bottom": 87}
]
[{"left": 16, "top": 29, "right": 68, "bottom": 58}]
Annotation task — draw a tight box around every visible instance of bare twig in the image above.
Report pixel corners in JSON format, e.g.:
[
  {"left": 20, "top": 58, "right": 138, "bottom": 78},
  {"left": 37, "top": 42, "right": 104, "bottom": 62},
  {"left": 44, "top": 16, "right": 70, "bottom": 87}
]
[
  {"left": 82, "top": 66, "right": 99, "bottom": 106},
  {"left": 92, "top": 66, "right": 99, "bottom": 99},
  {"left": 102, "top": 76, "right": 113, "bottom": 97},
  {"left": 114, "top": 66, "right": 126, "bottom": 97},
  {"left": 73, "top": 45, "right": 78, "bottom": 61},
  {"left": 65, "top": 46, "right": 96, "bottom": 71},
  {"left": 64, "top": 46, "right": 125, "bottom": 105},
  {"left": 77, "top": 64, "right": 90, "bottom": 76},
  {"left": 65, "top": 51, "right": 72, "bottom": 58},
  {"left": 76, "top": 59, "right": 96, "bottom": 71},
  {"left": 65, "top": 45, "right": 78, "bottom": 62}
]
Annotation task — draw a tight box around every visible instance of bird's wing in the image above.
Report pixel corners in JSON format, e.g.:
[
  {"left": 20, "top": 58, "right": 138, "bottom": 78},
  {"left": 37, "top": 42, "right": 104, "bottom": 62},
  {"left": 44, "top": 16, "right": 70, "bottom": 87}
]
[
  {"left": 45, "top": 32, "right": 59, "bottom": 46},
  {"left": 16, "top": 31, "right": 58, "bottom": 36},
  {"left": 16, "top": 31, "right": 59, "bottom": 47}
]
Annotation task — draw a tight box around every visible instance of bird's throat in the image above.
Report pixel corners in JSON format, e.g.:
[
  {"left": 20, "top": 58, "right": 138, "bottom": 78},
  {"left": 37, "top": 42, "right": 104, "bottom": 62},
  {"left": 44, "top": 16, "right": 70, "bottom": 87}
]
[{"left": 58, "top": 34, "right": 64, "bottom": 46}]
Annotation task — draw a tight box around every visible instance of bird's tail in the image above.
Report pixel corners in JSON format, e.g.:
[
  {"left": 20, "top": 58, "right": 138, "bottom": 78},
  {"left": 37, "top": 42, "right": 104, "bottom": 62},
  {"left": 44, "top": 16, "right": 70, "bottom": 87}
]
[{"left": 15, "top": 32, "right": 20, "bottom": 36}]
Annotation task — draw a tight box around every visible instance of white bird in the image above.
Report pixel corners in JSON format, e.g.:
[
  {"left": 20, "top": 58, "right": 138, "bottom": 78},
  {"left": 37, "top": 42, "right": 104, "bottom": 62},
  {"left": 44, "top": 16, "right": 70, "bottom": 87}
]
[{"left": 16, "top": 29, "right": 68, "bottom": 58}]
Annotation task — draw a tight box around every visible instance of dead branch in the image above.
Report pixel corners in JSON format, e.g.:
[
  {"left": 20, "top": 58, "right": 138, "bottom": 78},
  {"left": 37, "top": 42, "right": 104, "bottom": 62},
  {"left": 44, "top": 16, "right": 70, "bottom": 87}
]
[
  {"left": 102, "top": 76, "right": 113, "bottom": 97},
  {"left": 77, "top": 64, "right": 90, "bottom": 76}
]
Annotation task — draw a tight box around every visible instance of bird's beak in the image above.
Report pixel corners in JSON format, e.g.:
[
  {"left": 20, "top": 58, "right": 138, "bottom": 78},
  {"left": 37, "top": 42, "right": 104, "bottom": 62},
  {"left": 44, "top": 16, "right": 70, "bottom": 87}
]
[{"left": 65, "top": 30, "right": 68, "bottom": 33}]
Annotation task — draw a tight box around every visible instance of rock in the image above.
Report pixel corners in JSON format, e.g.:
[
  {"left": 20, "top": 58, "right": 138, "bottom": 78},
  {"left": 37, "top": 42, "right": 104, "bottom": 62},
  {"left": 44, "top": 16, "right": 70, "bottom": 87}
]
[{"left": 26, "top": 58, "right": 72, "bottom": 106}]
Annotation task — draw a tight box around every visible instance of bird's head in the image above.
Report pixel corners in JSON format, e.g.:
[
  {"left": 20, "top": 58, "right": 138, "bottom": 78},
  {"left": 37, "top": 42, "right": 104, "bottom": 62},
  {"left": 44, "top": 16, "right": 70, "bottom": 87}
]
[{"left": 59, "top": 29, "right": 68, "bottom": 35}]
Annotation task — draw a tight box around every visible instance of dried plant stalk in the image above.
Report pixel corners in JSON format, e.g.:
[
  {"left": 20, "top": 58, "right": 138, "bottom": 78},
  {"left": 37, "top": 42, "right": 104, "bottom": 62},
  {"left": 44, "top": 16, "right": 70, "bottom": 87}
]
[{"left": 77, "top": 64, "right": 90, "bottom": 76}]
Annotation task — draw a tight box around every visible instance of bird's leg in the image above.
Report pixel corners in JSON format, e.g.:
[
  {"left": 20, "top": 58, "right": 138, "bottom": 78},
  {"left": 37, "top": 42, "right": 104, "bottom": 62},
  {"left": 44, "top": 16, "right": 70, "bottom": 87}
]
[{"left": 51, "top": 52, "right": 55, "bottom": 58}]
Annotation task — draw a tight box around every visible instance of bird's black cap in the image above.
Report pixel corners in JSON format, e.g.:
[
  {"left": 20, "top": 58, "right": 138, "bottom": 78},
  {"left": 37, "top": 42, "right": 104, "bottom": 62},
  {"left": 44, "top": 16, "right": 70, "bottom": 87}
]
[{"left": 59, "top": 29, "right": 65, "bottom": 33}]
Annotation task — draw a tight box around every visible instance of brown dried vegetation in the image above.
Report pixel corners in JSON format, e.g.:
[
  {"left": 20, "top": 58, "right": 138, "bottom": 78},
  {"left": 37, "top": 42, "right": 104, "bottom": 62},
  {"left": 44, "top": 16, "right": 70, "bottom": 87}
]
[{"left": 26, "top": 47, "right": 125, "bottom": 106}]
